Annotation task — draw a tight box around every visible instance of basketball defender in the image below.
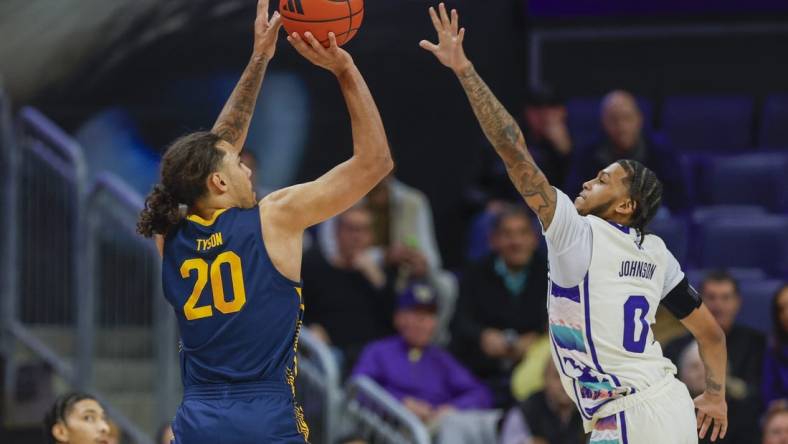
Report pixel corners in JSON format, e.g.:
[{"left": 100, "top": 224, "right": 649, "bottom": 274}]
[
  {"left": 421, "top": 4, "right": 727, "bottom": 443},
  {"left": 137, "top": 1, "right": 393, "bottom": 442}
]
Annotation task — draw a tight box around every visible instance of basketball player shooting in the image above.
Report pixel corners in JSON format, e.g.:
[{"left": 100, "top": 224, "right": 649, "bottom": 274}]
[
  {"left": 421, "top": 4, "right": 727, "bottom": 443},
  {"left": 136, "top": 0, "right": 392, "bottom": 442}
]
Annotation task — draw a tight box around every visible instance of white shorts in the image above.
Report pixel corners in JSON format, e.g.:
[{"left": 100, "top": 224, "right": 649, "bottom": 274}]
[{"left": 590, "top": 376, "right": 698, "bottom": 444}]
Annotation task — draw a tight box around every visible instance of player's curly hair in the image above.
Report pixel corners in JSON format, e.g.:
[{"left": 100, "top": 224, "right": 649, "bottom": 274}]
[
  {"left": 616, "top": 159, "right": 663, "bottom": 246},
  {"left": 137, "top": 131, "right": 226, "bottom": 237}
]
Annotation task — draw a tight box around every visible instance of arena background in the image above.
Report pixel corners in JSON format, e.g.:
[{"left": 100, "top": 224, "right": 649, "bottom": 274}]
[{"left": 0, "top": 0, "right": 786, "bottom": 443}]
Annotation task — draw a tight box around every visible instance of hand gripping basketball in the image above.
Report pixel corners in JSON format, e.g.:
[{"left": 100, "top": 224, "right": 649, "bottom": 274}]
[
  {"left": 280, "top": 0, "right": 364, "bottom": 47},
  {"left": 254, "top": 0, "right": 284, "bottom": 58},
  {"left": 287, "top": 31, "right": 354, "bottom": 76}
]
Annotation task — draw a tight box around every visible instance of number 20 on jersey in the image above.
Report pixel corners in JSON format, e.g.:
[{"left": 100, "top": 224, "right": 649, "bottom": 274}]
[{"left": 180, "top": 251, "right": 246, "bottom": 320}]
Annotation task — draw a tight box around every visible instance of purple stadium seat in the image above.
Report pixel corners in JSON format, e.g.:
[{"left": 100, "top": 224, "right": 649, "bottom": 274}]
[
  {"left": 661, "top": 95, "right": 754, "bottom": 152},
  {"left": 736, "top": 279, "right": 786, "bottom": 335},
  {"left": 649, "top": 216, "right": 689, "bottom": 266},
  {"left": 759, "top": 94, "right": 788, "bottom": 149},
  {"left": 695, "top": 215, "right": 788, "bottom": 276},
  {"left": 566, "top": 96, "right": 653, "bottom": 148},
  {"left": 701, "top": 154, "right": 788, "bottom": 212}
]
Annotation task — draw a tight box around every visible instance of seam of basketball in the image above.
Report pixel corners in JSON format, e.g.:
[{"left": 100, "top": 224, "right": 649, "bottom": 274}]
[
  {"left": 344, "top": 0, "right": 353, "bottom": 44},
  {"left": 317, "top": 27, "right": 360, "bottom": 44},
  {"left": 281, "top": 6, "right": 363, "bottom": 23}
]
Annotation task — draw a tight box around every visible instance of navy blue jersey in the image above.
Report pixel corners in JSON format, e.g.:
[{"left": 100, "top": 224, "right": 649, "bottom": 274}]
[{"left": 162, "top": 207, "right": 304, "bottom": 391}]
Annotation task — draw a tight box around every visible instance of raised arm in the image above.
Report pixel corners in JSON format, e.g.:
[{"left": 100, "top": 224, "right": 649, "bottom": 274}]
[
  {"left": 261, "top": 32, "right": 393, "bottom": 230},
  {"left": 420, "top": 3, "right": 557, "bottom": 228},
  {"left": 681, "top": 304, "right": 728, "bottom": 442},
  {"left": 211, "top": 0, "right": 282, "bottom": 152}
]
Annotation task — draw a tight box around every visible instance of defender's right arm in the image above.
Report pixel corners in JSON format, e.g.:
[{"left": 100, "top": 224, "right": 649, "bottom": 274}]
[{"left": 420, "top": 3, "right": 557, "bottom": 228}]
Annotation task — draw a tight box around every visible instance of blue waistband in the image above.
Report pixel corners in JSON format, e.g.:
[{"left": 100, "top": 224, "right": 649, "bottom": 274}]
[{"left": 183, "top": 380, "right": 291, "bottom": 401}]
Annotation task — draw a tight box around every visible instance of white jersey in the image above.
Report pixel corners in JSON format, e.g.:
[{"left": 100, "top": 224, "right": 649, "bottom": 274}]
[{"left": 543, "top": 189, "right": 684, "bottom": 429}]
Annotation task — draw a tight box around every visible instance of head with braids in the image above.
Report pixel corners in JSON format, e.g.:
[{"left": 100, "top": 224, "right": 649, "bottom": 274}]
[
  {"left": 573, "top": 160, "right": 663, "bottom": 244},
  {"left": 137, "top": 132, "right": 256, "bottom": 237}
]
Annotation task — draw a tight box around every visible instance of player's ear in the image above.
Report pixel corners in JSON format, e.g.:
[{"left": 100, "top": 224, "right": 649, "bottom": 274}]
[
  {"left": 208, "top": 172, "right": 228, "bottom": 193},
  {"left": 52, "top": 421, "right": 69, "bottom": 443},
  {"left": 615, "top": 198, "right": 636, "bottom": 217}
]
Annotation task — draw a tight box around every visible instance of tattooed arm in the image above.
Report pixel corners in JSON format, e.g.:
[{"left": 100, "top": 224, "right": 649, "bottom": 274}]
[
  {"left": 681, "top": 304, "right": 728, "bottom": 442},
  {"left": 456, "top": 67, "right": 557, "bottom": 227},
  {"left": 212, "top": 0, "right": 283, "bottom": 152},
  {"left": 419, "top": 3, "right": 557, "bottom": 227}
]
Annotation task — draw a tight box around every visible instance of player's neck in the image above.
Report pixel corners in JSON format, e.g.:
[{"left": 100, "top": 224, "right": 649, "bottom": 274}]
[
  {"left": 190, "top": 197, "right": 233, "bottom": 221},
  {"left": 603, "top": 212, "right": 631, "bottom": 227}
]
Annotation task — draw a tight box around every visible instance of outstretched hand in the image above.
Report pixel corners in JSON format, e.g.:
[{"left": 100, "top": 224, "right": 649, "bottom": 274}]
[
  {"left": 253, "top": 0, "right": 283, "bottom": 58},
  {"left": 694, "top": 392, "right": 728, "bottom": 442},
  {"left": 287, "top": 32, "right": 354, "bottom": 76},
  {"left": 419, "top": 3, "right": 471, "bottom": 73}
]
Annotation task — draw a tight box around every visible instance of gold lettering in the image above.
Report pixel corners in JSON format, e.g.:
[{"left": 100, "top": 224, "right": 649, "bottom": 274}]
[{"left": 196, "top": 233, "right": 224, "bottom": 252}]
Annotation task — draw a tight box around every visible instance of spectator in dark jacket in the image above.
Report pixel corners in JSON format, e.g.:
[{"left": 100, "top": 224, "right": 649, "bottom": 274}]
[
  {"left": 565, "top": 90, "right": 687, "bottom": 212},
  {"left": 762, "top": 283, "right": 788, "bottom": 408},
  {"left": 303, "top": 206, "right": 396, "bottom": 372},
  {"left": 450, "top": 205, "right": 548, "bottom": 407}
]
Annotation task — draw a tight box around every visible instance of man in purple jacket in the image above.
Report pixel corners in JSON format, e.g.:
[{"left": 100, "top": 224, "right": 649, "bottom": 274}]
[{"left": 351, "top": 281, "right": 493, "bottom": 426}]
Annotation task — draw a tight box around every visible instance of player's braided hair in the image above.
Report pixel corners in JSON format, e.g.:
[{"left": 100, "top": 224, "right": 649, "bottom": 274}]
[
  {"left": 137, "top": 131, "right": 226, "bottom": 237},
  {"left": 43, "top": 392, "right": 96, "bottom": 444},
  {"left": 616, "top": 159, "right": 663, "bottom": 246}
]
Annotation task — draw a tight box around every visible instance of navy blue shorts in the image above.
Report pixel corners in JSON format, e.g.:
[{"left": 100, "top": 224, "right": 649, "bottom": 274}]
[{"left": 172, "top": 381, "right": 308, "bottom": 444}]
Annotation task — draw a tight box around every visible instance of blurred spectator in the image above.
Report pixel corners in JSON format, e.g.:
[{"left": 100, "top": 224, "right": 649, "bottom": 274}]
[
  {"left": 565, "top": 90, "right": 687, "bottom": 212},
  {"left": 318, "top": 175, "right": 458, "bottom": 344},
  {"left": 665, "top": 272, "right": 765, "bottom": 442},
  {"left": 44, "top": 392, "right": 109, "bottom": 444},
  {"left": 499, "top": 361, "right": 586, "bottom": 444},
  {"left": 352, "top": 281, "right": 492, "bottom": 421},
  {"left": 664, "top": 270, "right": 765, "bottom": 412},
  {"left": 476, "top": 87, "right": 572, "bottom": 203},
  {"left": 763, "top": 400, "right": 788, "bottom": 444},
  {"left": 352, "top": 281, "right": 499, "bottom": 444},
  {"left": 156, "top": 423, "right": 174, "bottom": 444},
  {"left": 522, "top": 88, "right": 573, "bottom": 188},
  {"left": 678, "top": 341, "right": 761, "bottom": 444},
  {"left": 762, "top": 284, "right": 788, "bottom": 407},
  {"left": 450, "top": 206, "right": 548, "bottom": 407},
  {"left": 320, "top": 175, "right": 441, "bottom": 273},
  {"left": 303, "top": 206, "right": 396, "bottom": 372}
]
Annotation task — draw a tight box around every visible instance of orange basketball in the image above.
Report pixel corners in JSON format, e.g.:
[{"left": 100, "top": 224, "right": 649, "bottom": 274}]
[{"left": 279, "top": 0, "right": 364, "bottom": 47}]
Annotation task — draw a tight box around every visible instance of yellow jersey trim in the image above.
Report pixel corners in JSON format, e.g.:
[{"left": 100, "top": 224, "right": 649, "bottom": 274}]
[{"left": 186, "top": 208, "right": 228, "bottom": 227}]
